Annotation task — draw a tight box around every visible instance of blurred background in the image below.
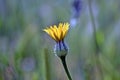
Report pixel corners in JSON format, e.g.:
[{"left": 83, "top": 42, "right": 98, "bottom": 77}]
[{"left": 0, "top": 0, "right": 120, "bottom": 80}]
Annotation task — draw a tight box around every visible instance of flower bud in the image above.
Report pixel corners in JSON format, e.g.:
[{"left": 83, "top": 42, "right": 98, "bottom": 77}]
[{"left": 54, "top": 40, "right": 68, "bottom": 57}]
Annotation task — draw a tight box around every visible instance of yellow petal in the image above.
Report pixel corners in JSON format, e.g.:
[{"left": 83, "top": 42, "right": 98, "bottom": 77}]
[
  {"left": 62, "top": 23, "right": 69, "bottom": 38},
  {"left": 43, "top": 22, "right": 70, "bottom": 42},
  {"left": 43, "top": 28, "right": 57, "bottom": 41}
]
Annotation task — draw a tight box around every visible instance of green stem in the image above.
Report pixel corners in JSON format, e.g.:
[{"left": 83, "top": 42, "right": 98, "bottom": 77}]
[
  {"left": 88, "top": 0, "right": 100, "bottom": 54},
  {"left": 44, "top": 48, "right": 51, "bottom": 80},
  {"left": 88, "top": 0, "right": 103, "bottom": 80},
  {"left": 60, "top": 56, "right": 72, "bottom": 80}
]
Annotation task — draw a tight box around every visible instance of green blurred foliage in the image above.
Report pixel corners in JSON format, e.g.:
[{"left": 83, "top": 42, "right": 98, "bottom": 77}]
[{"left": 0, "top": 0, "right": 120, "bottom": 80}]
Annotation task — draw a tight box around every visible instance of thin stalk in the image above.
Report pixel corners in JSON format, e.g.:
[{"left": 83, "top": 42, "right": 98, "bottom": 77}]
[
  {"left": 44, "top": 48, "right": 51, "bottom": 80},
  {"left": 60, "top": 56, "right": 72, "bottom": 80},
  {"left": 88, "top": 0, "right": 103, "bottom": 80},
  {"left": 88, "top": 0, "right": 100, "bottom": 54}
]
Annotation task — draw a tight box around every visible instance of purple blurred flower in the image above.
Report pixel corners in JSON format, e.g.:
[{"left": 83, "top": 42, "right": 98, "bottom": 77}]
[
  {"left": 70, "top": 0, "right": 82, "bottom": 27},
  {"left": 72, "top": 0, "right": 82, "bottom": 18},
  {"left": 21, "top": 57, "right": 36, "bottom": 72}
]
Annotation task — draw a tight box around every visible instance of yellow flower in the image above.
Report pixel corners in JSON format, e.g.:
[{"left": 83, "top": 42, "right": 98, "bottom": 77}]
[{"left": 43, "top": 23, "right": 70, "bottom": 42}]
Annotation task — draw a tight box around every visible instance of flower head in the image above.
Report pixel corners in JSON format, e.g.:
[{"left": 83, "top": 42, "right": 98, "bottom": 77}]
[
  {"left": 43, "top": 23, "right": 70, "bottom": 42},
  {"left": 43, "top": 23, "right": 72, "bottom": 80}
]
